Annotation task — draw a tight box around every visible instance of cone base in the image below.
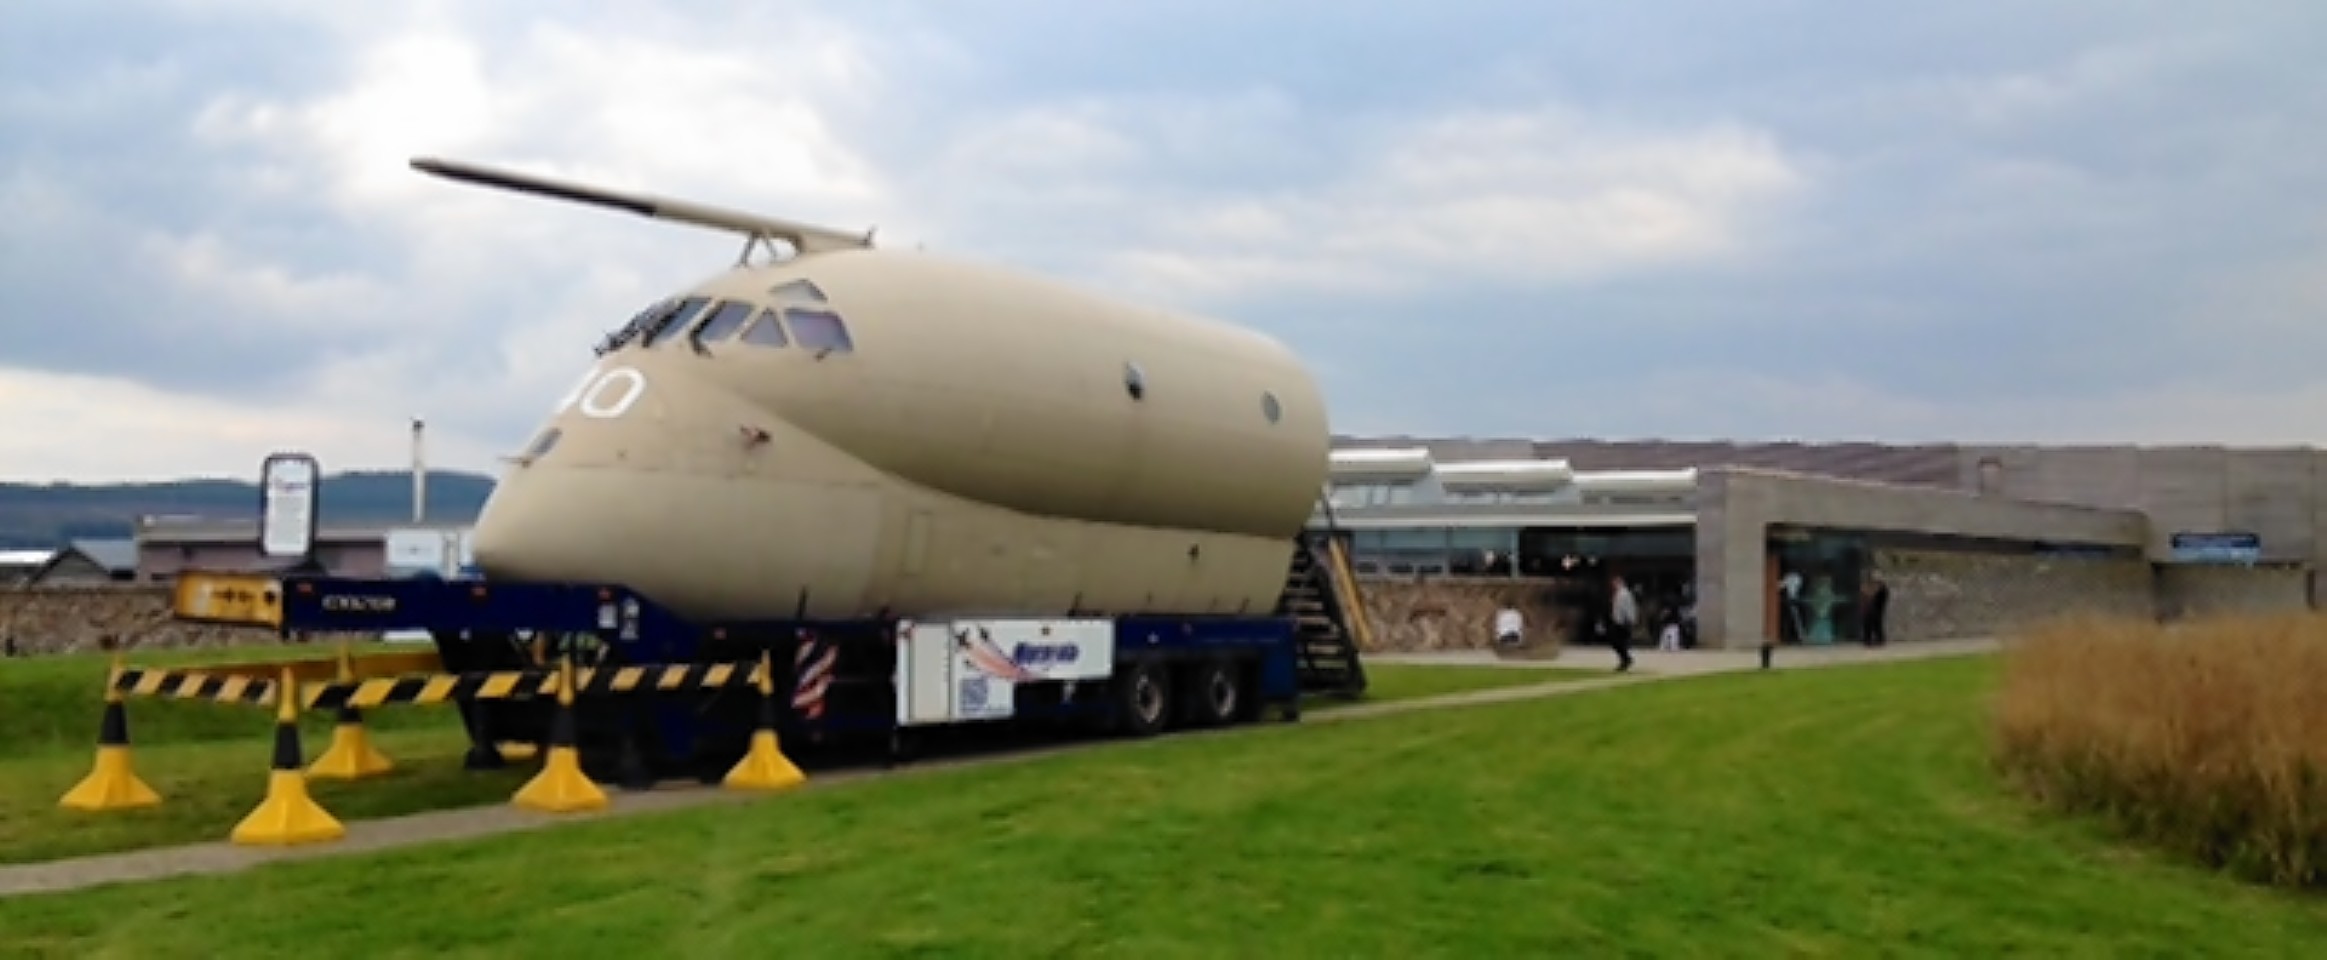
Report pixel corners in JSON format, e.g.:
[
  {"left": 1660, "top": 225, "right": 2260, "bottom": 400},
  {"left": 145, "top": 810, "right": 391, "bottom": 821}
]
[
  {"left": 59, "top": 746, "right": 162, "bottom": 811},
  {"left": 724, "top": 730, "right": 807, "bottom": 791},
  {"left": 231, "top": 770, "right": 346, "bottom": 846},
  {"left": 308, "top": 724, "right": 395, "bottom": 780},
  {"left": 513, "top": 746, "right": 608, "bottom": 813}
]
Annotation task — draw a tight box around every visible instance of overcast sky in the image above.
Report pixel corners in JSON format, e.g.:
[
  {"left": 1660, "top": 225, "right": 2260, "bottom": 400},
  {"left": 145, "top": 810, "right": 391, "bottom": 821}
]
[{"left": 4, "top": 1, "right": 2323, "bottom": 481}]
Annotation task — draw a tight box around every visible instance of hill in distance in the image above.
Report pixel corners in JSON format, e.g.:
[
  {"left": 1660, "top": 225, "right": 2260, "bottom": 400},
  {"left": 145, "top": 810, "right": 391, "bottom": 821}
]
[{"left": 0, "top": 470, "right": 498, "bottom": 551}]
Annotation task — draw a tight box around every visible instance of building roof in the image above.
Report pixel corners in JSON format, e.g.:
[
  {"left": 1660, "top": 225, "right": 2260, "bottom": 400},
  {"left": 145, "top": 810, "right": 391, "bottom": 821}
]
[
  {"left": 1335, "top": 436, "right": 1968, "bottom": 489},
  {"left": 0, "top": 549, "right": 53, "bottom": 567},
  {"left": 19, "top": 538, "right": 139, "bottom": 583},
  {"left": 68, "top": 538, "right": 139, "bottom": 572}
]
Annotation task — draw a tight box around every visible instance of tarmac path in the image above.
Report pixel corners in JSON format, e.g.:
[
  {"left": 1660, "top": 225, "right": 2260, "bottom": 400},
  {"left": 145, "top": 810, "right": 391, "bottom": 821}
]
[{"left": 0, "top": 637, "right": 1998, "bottom": 900}]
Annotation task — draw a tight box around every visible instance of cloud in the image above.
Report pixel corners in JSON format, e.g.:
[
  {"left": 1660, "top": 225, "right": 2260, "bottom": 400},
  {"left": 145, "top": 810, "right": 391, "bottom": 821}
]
[
  {"left": 917, "top": 97, "right": 1807, "bottom": 305},
  {"left": 0, "top": 365, "right": 486, "bottom": 482},
  {"left": 1586, "top": 366, "right": 2327, "bottom": 449},
  {"left": 5, "top": 0, "right": 2327, "bottom": 484}
]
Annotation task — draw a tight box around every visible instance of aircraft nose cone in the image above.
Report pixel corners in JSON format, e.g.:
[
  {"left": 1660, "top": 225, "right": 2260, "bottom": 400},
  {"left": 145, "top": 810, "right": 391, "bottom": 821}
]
[{"left": 466, "top": 471, "right": 582, "bottom": 585}]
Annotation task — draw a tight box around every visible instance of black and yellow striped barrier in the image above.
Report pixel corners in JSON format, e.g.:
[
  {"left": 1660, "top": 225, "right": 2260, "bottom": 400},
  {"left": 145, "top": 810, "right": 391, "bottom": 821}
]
[
  {"left": 112, "top": 667, "right": 279, "bottom": 706},
  {"left": 574, "top": 661, "right": 754, "bottom": 695},
  {"left": 100, "top": 660, "right": 767, "bottom": 712},
  {"left": 305, "top": 670, "right": 556, "bottom": 710},
  {"left": 300, "top": 661, "right": 761, "bottom": 710}
]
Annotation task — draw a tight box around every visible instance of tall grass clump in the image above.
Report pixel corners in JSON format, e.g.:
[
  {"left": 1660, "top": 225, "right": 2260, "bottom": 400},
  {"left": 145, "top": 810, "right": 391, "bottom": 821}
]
[{"left": 1993, "top": 611, "right": 2327, "bottom": 889}]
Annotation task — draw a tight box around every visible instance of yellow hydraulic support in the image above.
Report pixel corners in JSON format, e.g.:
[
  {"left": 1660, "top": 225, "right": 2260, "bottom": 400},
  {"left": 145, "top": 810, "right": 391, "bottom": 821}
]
[
  {"left": 229, "top": 668, "right": 346, "bottom": 847},
  {"left": 57, "top": 655, "right": 164, "bottom": 812}
]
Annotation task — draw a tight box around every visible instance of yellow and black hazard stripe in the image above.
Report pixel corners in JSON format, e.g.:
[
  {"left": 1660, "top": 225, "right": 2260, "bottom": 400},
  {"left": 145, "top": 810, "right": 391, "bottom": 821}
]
[
  {"left": 303, "top": 670, "right": 558, "bottom": 711},
  {"left": 572, "top": 661, "right": 758, "bottom": 696},
  {"left": 112, "top": 667, "right": 276, "bottom": 706},
  {"left": 296, "top": 661, "right": 766, "bottom": 711}
]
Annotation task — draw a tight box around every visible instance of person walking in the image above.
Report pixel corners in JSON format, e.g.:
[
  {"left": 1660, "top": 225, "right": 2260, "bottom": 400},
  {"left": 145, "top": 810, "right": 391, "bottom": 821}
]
[
  {"left": 1862, "top": 576, "right": 1891, "bottom": 647},
  {"left": 1608, "top": 574, "right": 1638, "bottom": 672}
]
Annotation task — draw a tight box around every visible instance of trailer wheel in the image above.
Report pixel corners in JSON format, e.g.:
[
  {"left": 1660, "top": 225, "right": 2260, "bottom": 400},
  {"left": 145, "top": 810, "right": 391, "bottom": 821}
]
[
  {"left": 1118, "top": 659, "right": 1170, "bottom": 737},
  {"left": 1185, "top": 658, "right": 1241, "bottom": 727}
]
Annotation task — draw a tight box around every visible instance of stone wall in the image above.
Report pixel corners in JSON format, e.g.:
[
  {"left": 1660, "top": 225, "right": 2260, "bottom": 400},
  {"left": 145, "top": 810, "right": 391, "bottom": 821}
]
[
  {"left": 1868, "top": 549, "right": 2153, "bottom": 642},
  {"left": 2155, "top": 565, "right": 2310, "bottom": 620},
  {"left": 1352, "top": 575, "right": 1575, "bottom": 659},
  {"left": 0, "top": 586, "right": 358, "bottom": 657}
]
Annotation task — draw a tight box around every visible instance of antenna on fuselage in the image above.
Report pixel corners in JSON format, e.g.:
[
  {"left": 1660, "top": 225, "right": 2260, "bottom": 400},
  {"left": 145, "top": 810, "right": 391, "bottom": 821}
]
[{"left": 408, "top": 156, "right": 875, "bottom": 266}]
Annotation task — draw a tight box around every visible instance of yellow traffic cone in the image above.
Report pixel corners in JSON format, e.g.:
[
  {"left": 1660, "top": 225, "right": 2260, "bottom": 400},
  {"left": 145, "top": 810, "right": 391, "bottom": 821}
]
[
  {"left": 512, "top": 655, "right": 607, "bottom": 813},
  {"left": 231, "top": 668, "right": 346, "bottom": 846},
  {"left": 59, "top": 656, "right": 162, "bottom": 812},
  {"left": 309, "top": 641, "right": 393, "bottom": 780},
  {"left": 725, "top": 650, "right": 806, "bottom": 792}
]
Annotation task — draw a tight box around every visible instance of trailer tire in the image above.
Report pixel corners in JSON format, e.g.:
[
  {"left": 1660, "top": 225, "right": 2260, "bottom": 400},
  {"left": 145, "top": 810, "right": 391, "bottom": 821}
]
[
  {"left": 1184, "top": 658, "right": 1241, "bottom": 727},
  {"left": 1117, "top": 659, "right": 1170, "bottom": 738}
]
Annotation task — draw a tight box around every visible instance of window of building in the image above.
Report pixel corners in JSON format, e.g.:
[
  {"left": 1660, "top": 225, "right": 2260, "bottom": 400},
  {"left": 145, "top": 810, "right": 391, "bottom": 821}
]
[
  {"left": 1330, "top": 481, "right": 1421, "bottom": 508},
  {"left": 785, "top": 307, "right": 854, "bottom": 354},
  {"left": 691, "top": 300, "right": 756, "bottom": 343},
  {"left": 769, "top": 278, "right": 828, "bottom": 303},
  {"left": 738, "top": 309, "right": 789, "bottom": 347},
  {"left": 641, "top": 297, "right": 711, "bottom": 348}
]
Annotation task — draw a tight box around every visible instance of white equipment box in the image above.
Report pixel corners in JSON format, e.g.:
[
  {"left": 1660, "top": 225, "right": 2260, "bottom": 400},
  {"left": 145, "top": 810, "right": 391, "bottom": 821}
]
[{"left": 895, "top": 618, "right": 1115, "bottom": 727}]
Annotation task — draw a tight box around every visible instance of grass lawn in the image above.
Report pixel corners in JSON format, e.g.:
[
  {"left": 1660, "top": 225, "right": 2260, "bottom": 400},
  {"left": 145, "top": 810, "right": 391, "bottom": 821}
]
[
  {"left": 1314, "top": 661, "right": 1596, "bottom": 708},
  {"left": 4, "top": 655, "right": 2322, "bottom": 957},
  {"left": 0, "top": 652, "right": 1564, "bottom": 865}
]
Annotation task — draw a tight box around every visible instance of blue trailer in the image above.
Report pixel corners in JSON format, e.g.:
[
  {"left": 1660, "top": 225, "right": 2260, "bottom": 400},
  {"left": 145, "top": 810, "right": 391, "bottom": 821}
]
[{"left": 228, "top": 535, "right": 1364, "bottom": 787}]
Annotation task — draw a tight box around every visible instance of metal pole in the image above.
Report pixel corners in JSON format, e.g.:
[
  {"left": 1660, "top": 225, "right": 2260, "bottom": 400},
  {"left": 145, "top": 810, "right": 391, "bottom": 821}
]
[{"left": 410, "top": 417, "right": 427, "bottom": 524}]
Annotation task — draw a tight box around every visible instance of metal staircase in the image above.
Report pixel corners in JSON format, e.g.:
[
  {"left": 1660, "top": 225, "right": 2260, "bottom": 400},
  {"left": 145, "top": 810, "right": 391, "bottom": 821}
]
[{"left": 1281, "top": 494, "right": 1370, "bottom": 698}]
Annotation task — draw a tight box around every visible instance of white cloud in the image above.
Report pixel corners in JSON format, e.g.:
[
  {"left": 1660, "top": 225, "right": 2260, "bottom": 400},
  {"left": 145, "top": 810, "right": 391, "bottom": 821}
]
[
  {"left": 935, "top": 100, "right": 1809, "bottom": 305},
  {"left": 6, "top": 0, "right": 2324, "bottom": 486},
  {"left": 0, "top": 365, "right": 497, "bottom": 482},
  {"left": 116, "top": 3, "right": 918, "bottom": 476},
  {"left": 1598, "top": 368, "right": 2327, "bottom": 448}
]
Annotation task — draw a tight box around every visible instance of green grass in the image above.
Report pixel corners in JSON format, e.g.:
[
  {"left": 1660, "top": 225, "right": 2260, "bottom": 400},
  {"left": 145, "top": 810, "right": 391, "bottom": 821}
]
[
  {"left": 0, "top": 653, "right": 1565, "bottom": 866},
  {"left": 4, "top": 656, "right": 2322, "bottom": 957},
  {"left": 1316, "top": 662, "right": 1594, "bottom": 708},
  {"left": 0, "top": 641, "right": 456, "bottom": 757}
]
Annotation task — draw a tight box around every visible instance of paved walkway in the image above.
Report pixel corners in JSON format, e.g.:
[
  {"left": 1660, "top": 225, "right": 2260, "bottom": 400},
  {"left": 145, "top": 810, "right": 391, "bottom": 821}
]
[{"left": 0, "top": 637, "right": 1997, "bottom": 900}]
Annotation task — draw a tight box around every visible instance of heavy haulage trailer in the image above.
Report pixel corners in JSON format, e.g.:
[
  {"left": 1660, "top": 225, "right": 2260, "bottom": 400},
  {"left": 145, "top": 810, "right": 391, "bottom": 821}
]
[
  {"left": 241, "top": 532, "right": 1363, "bottom": 783},
  {"left": 60, "top": 533, "right": 1372, "bottom": 844}
]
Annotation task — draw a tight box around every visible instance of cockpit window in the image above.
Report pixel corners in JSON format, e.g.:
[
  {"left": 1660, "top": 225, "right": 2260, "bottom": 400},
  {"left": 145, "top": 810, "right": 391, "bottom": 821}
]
[
  {"left": 641, "top": 297, "right": 710, "bottom": 348},
  {"left": 597, "top": 298, "right": 673, "bottom": 355},
  {"left": 769, "top": 279, "right": 828, "bottom": 303},
  {"left": 690, "top": 300, "right": 755, "bottom": 344},
  {"left": 738, "top": 309, "right": 789, "bottom": 347},
  {"left": 785, "top": 307, "right": 854, "bottom": 354}
]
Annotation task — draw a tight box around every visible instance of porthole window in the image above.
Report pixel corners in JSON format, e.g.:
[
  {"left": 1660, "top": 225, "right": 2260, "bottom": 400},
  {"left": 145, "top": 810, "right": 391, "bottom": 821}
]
[
  {"left": 1124, "top": 362, "right": 1146, "bottom": 400},
  {"left": 1260, "top": 391, "right": 1281, "bottom": 424}
]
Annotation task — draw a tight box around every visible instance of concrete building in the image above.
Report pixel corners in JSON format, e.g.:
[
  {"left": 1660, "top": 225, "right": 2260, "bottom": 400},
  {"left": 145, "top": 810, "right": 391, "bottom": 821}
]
[{"left": 1313, "top": 438, "right": 2303, "bottom": 650}]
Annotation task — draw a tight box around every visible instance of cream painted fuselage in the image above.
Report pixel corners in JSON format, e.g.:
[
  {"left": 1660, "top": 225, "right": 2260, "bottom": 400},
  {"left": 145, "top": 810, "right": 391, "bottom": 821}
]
[{"left": 470, "top": 248, "right": 1332, "bottom": 623}]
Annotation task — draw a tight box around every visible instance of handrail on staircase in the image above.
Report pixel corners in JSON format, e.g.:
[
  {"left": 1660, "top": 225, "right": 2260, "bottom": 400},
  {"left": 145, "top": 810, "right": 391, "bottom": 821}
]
[{"left": 1308, "top": 485, "right": 1378, "bottom": 656}]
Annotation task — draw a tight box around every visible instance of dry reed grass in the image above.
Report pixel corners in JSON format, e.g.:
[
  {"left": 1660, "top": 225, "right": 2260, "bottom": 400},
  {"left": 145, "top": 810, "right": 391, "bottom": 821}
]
[{"left": 1992, "top": 611, "right": 2327, "bottom": 888}]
